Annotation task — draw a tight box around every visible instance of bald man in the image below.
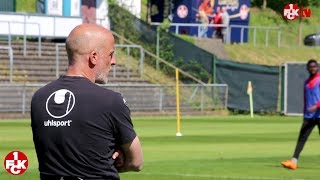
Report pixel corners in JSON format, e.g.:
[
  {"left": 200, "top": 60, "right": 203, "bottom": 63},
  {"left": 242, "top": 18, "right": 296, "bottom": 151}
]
[{"left": 31, "top": 24, "right": 143, "bottom": 180}]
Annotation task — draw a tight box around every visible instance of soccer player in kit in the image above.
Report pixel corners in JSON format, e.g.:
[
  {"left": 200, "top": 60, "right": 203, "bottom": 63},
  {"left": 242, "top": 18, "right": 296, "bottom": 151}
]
[
  {"left": 281, "top": 59, "right": 320, "bottom": 170},
  {"left": 31, "top": 24, "right": 143, "bottom": 179}
]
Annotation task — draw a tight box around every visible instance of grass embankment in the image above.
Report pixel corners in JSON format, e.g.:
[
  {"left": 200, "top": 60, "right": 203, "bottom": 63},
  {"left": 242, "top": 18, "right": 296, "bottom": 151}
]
[{"left": 225, "top": 7, "right": 320, "bottom": 65}]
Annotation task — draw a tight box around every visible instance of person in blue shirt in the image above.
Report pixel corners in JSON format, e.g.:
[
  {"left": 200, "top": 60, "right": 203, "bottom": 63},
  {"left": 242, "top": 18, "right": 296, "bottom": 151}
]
[{"left": 281, "top": 59, "right": 320, "bottom": 170}]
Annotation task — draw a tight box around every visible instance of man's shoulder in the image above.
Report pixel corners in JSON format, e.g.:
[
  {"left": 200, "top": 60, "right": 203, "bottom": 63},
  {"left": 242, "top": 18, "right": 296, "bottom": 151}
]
[
  {"left": 91, "top": 84, "right": 120, "bottom": 97},
  {"left": 33, "top": 80, "right": 59, "bottom": 97},
  {"left": 88, "top": 84, "right": 125, "bottom": 105},
  {"left": 91, "top": 85, "right": 128, "bottom": 111}
]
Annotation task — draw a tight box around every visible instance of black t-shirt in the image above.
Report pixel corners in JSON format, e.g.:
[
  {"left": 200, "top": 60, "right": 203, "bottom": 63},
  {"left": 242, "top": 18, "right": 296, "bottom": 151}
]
[{"left": 31, "top": 76, "right": 136, "bottom": 180}]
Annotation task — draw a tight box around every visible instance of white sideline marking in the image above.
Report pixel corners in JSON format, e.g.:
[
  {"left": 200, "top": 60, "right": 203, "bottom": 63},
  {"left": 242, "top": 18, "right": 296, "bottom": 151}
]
[{"left": 133, "top": 173, "right": 305, "bottom": 180}]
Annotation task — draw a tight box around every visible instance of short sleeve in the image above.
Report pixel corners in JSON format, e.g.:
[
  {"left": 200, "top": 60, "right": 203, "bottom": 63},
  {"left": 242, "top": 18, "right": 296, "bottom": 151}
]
[{"left": 111, "top": 93, "right": 136, "bottom": 145}]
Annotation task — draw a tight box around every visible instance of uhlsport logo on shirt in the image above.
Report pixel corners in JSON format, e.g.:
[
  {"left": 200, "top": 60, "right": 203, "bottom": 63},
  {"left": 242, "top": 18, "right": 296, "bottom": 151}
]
[
  {"left": 4, "top": 151, "right": 28, "bottom": 175},
  {"left": 45, "top": 89, "right": 75, "bottom": 127}
]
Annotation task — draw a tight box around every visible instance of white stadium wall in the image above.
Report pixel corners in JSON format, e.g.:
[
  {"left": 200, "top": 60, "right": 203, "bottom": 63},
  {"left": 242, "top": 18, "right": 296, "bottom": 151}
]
[
  {"left": 0, "top": 0, "right": 143, "bottom": 38},
  {"left": 96, "top": 0, "right": 110, "bottom": 29},
  {"left": 117, "top": 0, "right": 141, "bottom": 18},
  {"left": 0, "top": 13, "right": 83, "bottom": 38}
]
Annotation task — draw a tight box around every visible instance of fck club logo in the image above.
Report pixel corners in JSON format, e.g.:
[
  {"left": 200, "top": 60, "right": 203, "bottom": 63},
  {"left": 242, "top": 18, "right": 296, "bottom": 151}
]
[
  {"left": 283, "top": 4, "right": 312, "bottom": 21},
  {"left": 4, "top": 151, "right": 28, "bottom": 175}
]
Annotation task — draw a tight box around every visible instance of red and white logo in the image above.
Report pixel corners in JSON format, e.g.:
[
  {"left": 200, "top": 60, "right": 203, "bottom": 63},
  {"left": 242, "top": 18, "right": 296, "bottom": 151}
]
[
  {"left": 283, "top": 4, "right": 312, "bottom": 20},
  {"left": 4, "top": 151, "right": 28, "bottom": 175}
]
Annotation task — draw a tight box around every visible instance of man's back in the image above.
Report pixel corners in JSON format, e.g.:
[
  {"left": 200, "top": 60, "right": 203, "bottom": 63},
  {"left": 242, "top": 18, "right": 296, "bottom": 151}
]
[{"left": 31, "top": 76, "right": 136, "bottom": 179}]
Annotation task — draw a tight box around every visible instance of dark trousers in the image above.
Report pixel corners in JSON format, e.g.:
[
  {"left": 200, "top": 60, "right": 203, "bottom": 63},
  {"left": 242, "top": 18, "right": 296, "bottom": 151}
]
[
  {"left": 40, "top": 174, "right": 118, "bottom": 180},
  {"left": 40, "top": 174, "right": 82, "bottom": 180},
  {"left": 293, "top": 118, "right": 320, "bottom": 159}
]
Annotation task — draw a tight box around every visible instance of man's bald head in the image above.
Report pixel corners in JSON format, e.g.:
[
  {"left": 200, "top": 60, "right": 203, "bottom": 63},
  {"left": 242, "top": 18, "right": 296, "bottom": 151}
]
[
  {"left": 66, "top": 24, "right": 114, "bottom": 65},
  {"left": 65, "top": 24, "right": 116, "bottom": 84}
]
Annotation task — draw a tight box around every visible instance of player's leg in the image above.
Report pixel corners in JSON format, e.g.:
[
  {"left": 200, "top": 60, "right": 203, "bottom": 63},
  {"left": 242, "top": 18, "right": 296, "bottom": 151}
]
[
  {"left": 293, "top": 119, "right": 316, "bottom": 159},
  {"left": 281, "top": 118, "right": 316, "bottom": 169},
  {"left": 316, "top": 118, "right": 320, "bottom": 135}
]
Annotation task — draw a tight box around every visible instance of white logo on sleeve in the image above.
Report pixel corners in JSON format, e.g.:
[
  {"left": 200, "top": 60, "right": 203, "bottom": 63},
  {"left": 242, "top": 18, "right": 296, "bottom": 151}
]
[
  {"left": 46, "top": 89, "right": 75, "bottom": 119},
  {"left": 123, "top": 98, "right": 127, "bottom": 105}
]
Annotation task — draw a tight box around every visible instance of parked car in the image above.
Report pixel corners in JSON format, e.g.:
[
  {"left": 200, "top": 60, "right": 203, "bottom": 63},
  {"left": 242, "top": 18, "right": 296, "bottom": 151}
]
[{"left": 304, "top": 33, "right": 320, "bottom": 46}]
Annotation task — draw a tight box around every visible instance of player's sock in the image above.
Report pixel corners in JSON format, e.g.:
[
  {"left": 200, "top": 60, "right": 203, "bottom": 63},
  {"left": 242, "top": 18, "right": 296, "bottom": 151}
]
[{"left": 291, "top": 158, "right": 298, "bottom": 164}]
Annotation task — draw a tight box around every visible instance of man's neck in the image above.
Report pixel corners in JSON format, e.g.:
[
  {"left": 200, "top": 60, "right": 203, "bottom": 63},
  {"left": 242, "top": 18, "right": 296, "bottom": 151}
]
[{"left": 66, "top": 66, "right": 94, "bottom": 83}]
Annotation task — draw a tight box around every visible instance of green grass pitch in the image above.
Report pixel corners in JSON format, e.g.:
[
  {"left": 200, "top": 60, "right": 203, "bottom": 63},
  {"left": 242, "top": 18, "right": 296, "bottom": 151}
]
[{"left": 1, "top": 116, "right": 320, "bottom": 180}]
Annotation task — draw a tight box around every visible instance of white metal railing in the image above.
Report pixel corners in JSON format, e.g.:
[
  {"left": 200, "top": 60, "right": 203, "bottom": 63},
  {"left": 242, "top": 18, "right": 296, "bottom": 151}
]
[
  {"left": 115, "top": 44, "right": 144, "bottom": 78},
  {"left": 229, "top": 25, "right": 281, "bottom": 47},
  {"left": 0, "top": 21, "right": 11, "bottom": 48},
  {"left": 0, "top": 12, "right": 84, "bottom": 57},
  {"left": 55, "top": 41, "right": 204, "bottom": 85},
  {"left": 0, "top": 83, "right": 228, "bottom": 113},
  {"left": 111, "top": 31, "right": 205, "bottom": 85},
  {"left": 0, "top": 46, "right": 13, "bottom": 83},
  {"left": 151, "top": 22, "right": 228, "bottom": 34},
  {"left": 55, "top": 43, "right": 65, "bottom": 78},
  {"left": 151, "top": 22, "right": 282, "bottom": 48},
  {"left": 151, "top": 22, "right": 230, "bottom": 42},
  {"left": 0, "top": 20, "right": 42, "bottom": 56},
  {"left": 55, "top": 44, "right": 145, "bottom": 79},
  {"left": 1, "top": 41, "right": 202, "bottom": 85}
]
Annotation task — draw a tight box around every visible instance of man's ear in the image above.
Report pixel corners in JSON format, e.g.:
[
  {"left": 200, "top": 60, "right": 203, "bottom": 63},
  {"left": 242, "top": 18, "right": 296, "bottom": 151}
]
[{"left": 89, "top": 51, "right": 98, "bottom": 65}]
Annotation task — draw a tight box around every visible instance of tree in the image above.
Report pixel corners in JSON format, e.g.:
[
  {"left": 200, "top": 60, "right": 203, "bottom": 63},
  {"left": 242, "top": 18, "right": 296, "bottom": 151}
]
[
  {"left": 308, "top": 0, "right": 320, "bottom": 7},
  {"left": 146, "top": 0, "right": 151, "bottom": 23},
  {"left": 262, "top": 0, "right": 267, "bottom": 9},
  {"left": 296, "top": 0, "right": 309, "bottom": 46}
]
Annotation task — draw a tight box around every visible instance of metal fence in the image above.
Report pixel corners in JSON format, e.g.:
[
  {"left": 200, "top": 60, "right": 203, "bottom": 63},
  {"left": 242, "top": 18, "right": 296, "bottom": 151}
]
[
  {"left": 0, "top": 20, "right": 41, "bottom": 56},
  {"left": 151, "top": 22, "right": 281, "bottom": 47},
  {"left": 1, "top": 39, "right": 203, "bottom": 85},
  {"left": 55, "top": 38, "right": 204, "bottom": 85},
  {"left": 151, "top": 22, "right": 320, "bottom": 48},
  {"left": 0, "top": 46, "right": 13, "bottom": 83},
  {"left": 55, "top": 43, "right": 144, "bottom": 79},
  {"left": 0, "top": 83, "right": 228, "bottom": 114},
  {"left": 229, "top": 25, "right": 281, "bottom": 47},
  {"left": 151, "top": 22, "right": 230, "bottom": 44}
]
